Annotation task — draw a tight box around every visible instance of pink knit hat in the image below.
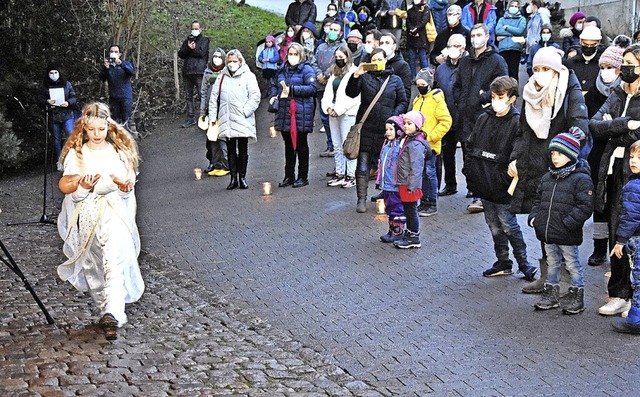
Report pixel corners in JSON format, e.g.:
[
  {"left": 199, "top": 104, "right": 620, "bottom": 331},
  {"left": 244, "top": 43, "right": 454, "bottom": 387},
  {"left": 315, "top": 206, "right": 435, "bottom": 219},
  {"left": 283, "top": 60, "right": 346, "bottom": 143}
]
[
  {"left": 532, "top": 47, "right": 565, "bottom": 73},
  {"left": 403, "top": 111, "right": 425, "bottom": 130},
  {"left": 599, "top": 45, "right": 625, "bottom": 68}
]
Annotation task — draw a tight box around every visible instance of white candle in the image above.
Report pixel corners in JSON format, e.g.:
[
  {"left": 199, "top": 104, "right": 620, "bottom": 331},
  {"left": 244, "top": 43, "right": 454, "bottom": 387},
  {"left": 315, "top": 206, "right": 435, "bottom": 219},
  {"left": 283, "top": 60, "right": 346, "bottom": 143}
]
[
  {"left": 262, "top": 182, "right": 272, "bottom": 195},
  {"left": 376, "top": 199, "right": 385, "bottom": 214},
  {"left": 193, "top": 168, "right": 203, "bottom": 180}
]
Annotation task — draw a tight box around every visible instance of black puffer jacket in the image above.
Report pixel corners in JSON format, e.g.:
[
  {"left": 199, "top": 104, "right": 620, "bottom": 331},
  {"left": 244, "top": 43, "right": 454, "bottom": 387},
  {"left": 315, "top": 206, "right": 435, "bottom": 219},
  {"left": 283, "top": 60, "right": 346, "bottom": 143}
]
[
  {"left": 406, "top": 4, "right": 430, "bottom": 49},
  {"left": 528, "top": 160, "right": 594, "bottom": 246},
  {"left": 387, "top": 52, "right": 412, "bottom": 103},
  {"left": 510, "top": 70, "right": 590, "bottom": 214},
  {"left": 346, "top": 68, "right": 408, "bottom": 154},
  {"left": 463, "top": 107, "right": 519, "bottom": 204},
  {"left": 285, "top": 0, "right": 317, "bottom": 27},
  {"left": 562, "top": 48, "right": 604, "bottom": 94},
  {"left": 178, "top": 34, "right": 210, "bottom": 75}
]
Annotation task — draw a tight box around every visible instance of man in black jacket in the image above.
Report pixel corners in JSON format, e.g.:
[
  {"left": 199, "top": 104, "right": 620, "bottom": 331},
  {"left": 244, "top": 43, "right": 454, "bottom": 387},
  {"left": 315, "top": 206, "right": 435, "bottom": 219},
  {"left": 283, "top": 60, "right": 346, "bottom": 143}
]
[
  {"left": 285, "top": 0, "right": 317, "bottom": 32},
  {"left": 178, "top": 21, "right": 210, "bottom": 128}
]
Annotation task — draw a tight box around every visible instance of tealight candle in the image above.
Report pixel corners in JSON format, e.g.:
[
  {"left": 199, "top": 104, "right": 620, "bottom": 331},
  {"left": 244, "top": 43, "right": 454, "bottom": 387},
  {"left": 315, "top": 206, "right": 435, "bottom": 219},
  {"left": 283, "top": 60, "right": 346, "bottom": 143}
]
[
  {"left": 262, "top": 182, "right": 272, "bottom": 195},
  {"left": 376, "top": 199, "right": 385, "bottom": 214},
  {"left": 194, "top": 168, "right": 203, "bottom": 180},
  {"left": 269, "top": 126, "right": 277, "bottom": 138}
]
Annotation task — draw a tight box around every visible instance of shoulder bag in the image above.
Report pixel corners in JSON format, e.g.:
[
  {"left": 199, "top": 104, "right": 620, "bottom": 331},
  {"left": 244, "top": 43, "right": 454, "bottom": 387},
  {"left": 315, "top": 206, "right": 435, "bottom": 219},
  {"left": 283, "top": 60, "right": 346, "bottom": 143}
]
[{"left": 343, "top": 76, "right": 390, "bottom": 160}]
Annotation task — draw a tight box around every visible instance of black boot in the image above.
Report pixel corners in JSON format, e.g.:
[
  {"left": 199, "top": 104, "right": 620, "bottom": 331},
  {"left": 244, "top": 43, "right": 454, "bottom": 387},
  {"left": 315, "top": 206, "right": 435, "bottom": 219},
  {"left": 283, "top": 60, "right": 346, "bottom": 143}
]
[
  {"left": 562, "top": 286, "right": 585, "bottom": 315},
  {"left": 588, "top": 239, "right": 609, "bottom": 266},
  {"left": 534, "top": 283, "right": 560, "bottom": 310},
  {"left": 355, "top": 173, "right": 369, "bottom": 213},
  {"left": 238, "top": 154, "right": 248, "bottom": 189},
  {"left": 226, "top": 152, "right": 238, "bottom": 190},
  {"left": 370, "top": 190, "right": 383, "bottom": 202}
]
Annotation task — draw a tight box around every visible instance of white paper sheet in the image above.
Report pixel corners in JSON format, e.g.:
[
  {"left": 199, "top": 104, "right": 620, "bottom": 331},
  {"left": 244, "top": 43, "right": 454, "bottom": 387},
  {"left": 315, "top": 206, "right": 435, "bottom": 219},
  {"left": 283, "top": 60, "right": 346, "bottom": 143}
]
[{"left": 49, "top": 88, "right": 65, "bottom": 107}]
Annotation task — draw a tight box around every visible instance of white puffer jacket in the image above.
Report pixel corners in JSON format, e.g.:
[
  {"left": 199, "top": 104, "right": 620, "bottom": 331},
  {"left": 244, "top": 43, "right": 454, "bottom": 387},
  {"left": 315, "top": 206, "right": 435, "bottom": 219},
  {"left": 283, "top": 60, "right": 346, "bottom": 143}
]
[
  {"left": 209, "top": 62, "right": 261, "bottom": 142},
  {"left": 321, "top": 65, "right": 361, "bottom": 117}
]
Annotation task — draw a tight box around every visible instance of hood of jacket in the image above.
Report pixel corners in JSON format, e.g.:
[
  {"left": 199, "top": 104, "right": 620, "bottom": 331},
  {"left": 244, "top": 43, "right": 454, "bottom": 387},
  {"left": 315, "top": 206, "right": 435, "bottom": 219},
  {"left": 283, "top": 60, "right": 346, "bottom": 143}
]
[
  {"left": 471, "top": 44, "right": 498, "bottom": 61},
  {"left": 301, "top": 21, "right": 318, "bottom": 38}
]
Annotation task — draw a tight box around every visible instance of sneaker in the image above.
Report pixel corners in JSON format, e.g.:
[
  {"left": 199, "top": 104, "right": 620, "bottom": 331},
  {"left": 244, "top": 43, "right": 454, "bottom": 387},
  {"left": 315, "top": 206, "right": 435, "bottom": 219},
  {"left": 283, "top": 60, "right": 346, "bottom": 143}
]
[
  {"left": 518, "top": 262, "right": 538, "bottom": 282},
  {"left": 418, "top": 205, "right": 438, "bottom": 217},
  {"left": 182, "top": 118, "right": 196, "bottom": 128},
  {"left": 598, "top": 298, "right": 631, "bottom": 316},
  {"left": 483, "top": 261, "right": 514, "bottom": 277},
  {"left": 467, "top": 199, "right": 484, "bottom": 213},
  {"left": 394, "top": 231, "right": 421, "bottom": 249},
  {"left": 341, "top": 176, "right": 356, "bottom": 188},
  {"left": 439, "top": 185, "right": 457, "bottom": 196},
  {"left": 327, "top": 175, "right": 345, "bottom": 186}
]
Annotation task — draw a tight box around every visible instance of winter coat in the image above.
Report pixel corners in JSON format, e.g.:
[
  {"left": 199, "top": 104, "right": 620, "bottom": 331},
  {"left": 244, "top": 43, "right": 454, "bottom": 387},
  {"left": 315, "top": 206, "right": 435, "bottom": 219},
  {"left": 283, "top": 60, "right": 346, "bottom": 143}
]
[
  {"left": 354, "top": 17, "right": 378, "bottom": 37},
  {"left": 378, "top": 0, "right": 407, "bottom": 30},
  {"left": 397, "top": 133, "right": 431, "bottom": 191},
  {"left": 387, "top": 52, "right": 413, "bottom": 103},
  {"left": 208, "top": 62, "right": 260, "bottom": 142},
  {"left": 285, "top": 0, "right": 317, "bottom": 27},
  {"left": 271, "top": 60, "right": 318, "bottom": 134},
  {"left": 453, "top": 45, "right": 508, "bottom": 141},
  {"left": 99, "top": 61, "right": 134, "bottom": 100},
  {"left": 434, "top": 57, "right": 460, "bottom": 134},
  {"left": 178, "top": 34, "right": 210, "bottom": 76},
  {"left": 589, "top": 85, "right": 640, "bottom": 213},
  {"left": 494, "top": 12, "right": 526, "bottom": 53},
  {"left": 258, "top": 46, "right": 280, "bottom": 70},
  {"left": 461, "top": 1, "right": 497, "bottom": 43},
  {"left": 526, "top": 40, "right": 560, "bottom": 76},
  {"left": 321, "top": 66, "right": 361, "bottom": 117},
  {"left": 563, "top": 48, "right": 604, "bottom": 94},
  {"left": 412, "top": 89, "right": 451, "bottom": 155},
  {"left": 462, "top": 107, "right": 520, "bottom": 204},
  {"left": 510, "top": 70, "right": 590, "bottom": 214},
  {"left": 528, "top": 160, "right": 594, "bottom": 246},
  {"left": 406, "top": 4, "right": 431, "bottom": 49},
  {"left": 615, "top": 175, "right": 640, "bottom": 245},
  {"left": 44, "top": 79, "right": 77, "bottom": 123},
  {"left": 345, "top": 68, "right": 408, "bottom": 153},
  {"left": 200, "top": 66, "right": 225, "bottom": 116},
  {"left": 525, "top": 11, "right": 550, "bottom": 51},
  {"left": 340, "top": 10, "right": 358, "bottom": 38},
  {"left": 378, "top": 138, "right": 402, "bottom": 192},
  {"left": 430, "top": 22, "right": 470, "bottom": 65},
  {"left": 561, "top": 28, "right": 581, "bottom": 55},
  {"left": 429, "top": 0, "right": 450, "bottom": 33}
]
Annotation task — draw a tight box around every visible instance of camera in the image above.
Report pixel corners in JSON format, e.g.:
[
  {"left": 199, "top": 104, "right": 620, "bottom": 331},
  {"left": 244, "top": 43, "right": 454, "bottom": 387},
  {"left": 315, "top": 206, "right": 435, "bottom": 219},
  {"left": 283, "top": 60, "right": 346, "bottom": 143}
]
[{"left": 109, "top": 57, "right": 116, "bottom": 66}]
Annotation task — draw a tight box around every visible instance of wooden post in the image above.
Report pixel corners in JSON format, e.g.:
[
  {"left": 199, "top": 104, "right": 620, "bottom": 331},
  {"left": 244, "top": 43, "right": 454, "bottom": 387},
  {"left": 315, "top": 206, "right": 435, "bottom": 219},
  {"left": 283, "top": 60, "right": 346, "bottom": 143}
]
[{"left": 173, "top": 50, "right": 180, "bottom": 100}]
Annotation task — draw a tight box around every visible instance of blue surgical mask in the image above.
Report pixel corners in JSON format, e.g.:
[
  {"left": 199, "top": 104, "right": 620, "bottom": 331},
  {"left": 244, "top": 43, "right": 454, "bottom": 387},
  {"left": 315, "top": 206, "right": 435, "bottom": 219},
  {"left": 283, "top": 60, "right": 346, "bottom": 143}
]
[
  {"left": 508, "top": 6, "right": 519, "bottom": 15},
  {"left": 359, "top": 13, "right": 367, "bottom": 21}
]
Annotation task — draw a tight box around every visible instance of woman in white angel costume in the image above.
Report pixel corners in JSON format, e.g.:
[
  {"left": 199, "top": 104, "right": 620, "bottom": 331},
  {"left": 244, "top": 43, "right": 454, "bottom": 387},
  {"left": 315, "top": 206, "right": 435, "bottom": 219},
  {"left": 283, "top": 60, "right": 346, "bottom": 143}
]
[{"left": 57, "top": 102, "right": 144, "bottom": 340}]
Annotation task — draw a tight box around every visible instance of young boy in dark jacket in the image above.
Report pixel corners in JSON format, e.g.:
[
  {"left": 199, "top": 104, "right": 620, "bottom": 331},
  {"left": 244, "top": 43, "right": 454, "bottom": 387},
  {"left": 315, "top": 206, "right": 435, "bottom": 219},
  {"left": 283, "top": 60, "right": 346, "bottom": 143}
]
[
  {"left": 611, "top": 140, "right": 640, "bottom": 334},
  {"left": 463, "top": 76, "right": 537, "bottom": 280},
  {"left": 529, "top": 127, "right": 594, "bottom": 314}
]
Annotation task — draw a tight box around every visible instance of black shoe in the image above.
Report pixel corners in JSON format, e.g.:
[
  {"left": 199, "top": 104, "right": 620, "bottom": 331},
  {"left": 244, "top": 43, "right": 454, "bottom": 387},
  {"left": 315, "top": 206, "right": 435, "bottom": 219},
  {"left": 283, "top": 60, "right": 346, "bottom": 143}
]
[
  {"left": 204, "top": 163, "right": 215, "bottom": 173},
  {"left": 292, "top": 178, "right": 309, "bottom": 188},
  {"left": 227, "top": 179, "right": 238, "bottom": 190},
  {"left": 99, "top": 313, "right": 118, "bottom": 341},
  {"left": 279, "top": 177, "right": 294, "bottom": 187},
  {"left": 439, "top": 185, "right": 457, "bottom": 196},
  {"left": 370, "top": 191, "right": 383, "bottom": 202},
  {"left": 238, "top": 176, "right": 248, "bottom": 189},
  {"left": 466, "top": 191, "right": 474, "bottom": 198}
]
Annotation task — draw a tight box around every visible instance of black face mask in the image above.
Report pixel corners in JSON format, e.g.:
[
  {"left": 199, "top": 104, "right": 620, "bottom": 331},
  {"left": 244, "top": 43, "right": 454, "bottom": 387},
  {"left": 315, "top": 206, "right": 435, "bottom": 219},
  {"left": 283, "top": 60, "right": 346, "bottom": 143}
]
[
  {"left": 347, "top": 43, "right": 359, "bottom": 53},
  {"left": 335, "top": 58, "right": 346, "bottom": 68},
  {"left": 581, "top": 45, "right": 597, "bottom": 57},
  {"left": 417, "top": 86, "right": 430, "bottom": 95},
  {"left": 621, "top": 65, "right": 640, "bottom": 83}
]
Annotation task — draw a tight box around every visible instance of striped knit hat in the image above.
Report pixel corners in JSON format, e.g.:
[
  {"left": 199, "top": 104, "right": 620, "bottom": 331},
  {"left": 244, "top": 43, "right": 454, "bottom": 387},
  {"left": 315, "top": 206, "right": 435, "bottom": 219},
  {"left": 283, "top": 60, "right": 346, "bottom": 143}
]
[{"left": 549, "top": 127, "right": 586, "bottom": 161}]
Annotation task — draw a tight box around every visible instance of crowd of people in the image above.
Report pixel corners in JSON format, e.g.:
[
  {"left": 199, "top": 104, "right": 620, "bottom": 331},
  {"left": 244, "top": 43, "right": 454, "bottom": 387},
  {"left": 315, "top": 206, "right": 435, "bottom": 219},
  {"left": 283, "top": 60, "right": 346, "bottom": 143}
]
[{"left": 47, "top": 0, "right": 640, "bottom": 340}]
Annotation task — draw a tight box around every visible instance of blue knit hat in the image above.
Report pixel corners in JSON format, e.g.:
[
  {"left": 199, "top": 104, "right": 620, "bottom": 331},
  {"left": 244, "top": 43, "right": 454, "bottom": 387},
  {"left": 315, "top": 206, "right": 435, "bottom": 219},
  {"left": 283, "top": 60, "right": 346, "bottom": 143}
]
[{"left": 549, "top": 127, "right": 585, "bottom": 161}]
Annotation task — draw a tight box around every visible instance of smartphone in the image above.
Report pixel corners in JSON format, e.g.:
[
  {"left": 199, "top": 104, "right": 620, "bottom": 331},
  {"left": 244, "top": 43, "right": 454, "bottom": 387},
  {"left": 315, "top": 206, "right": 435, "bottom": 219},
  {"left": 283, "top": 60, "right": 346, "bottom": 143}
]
[{"left": 361, "top": 62, "right": 382, "bottom": 71}]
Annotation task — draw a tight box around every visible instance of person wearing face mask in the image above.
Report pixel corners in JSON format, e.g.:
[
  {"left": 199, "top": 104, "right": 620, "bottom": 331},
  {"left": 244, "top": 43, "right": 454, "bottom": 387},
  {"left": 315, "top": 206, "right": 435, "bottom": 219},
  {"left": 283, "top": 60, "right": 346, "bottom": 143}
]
[
  {"left": 346, "top": 48, "right": 408, "bottom": 212},
  {"left": 346, "top": 30, "right": 365, "bottom": 66},
  {"left": 563, "top": 25, "right": 604, "bottom": 95},
  {"left": 280, "top": 26, "right": 297, "bottom": 64},
  {"left": 322, "top": 45, "right": 361, "bottom": 188},
  {"left": 412, "top": 67, "right": 452, "bottom": 217},
  {"left": 325, "top": 2, "right": 339, "bottom": 20},
  {"left": 405, "top": 0, "right": 431, "bottom": 79},
  {"left": 379, "top": 33, "right": 412, "bottom": 101},
  {"left": 295, "top": 21, "right": 320, "bottom": 64},
  {"left": 270, "top": 43, "right": 318, "bottom": 189},
  {"left": 509, "top": 46, "right": 590, "bottom": 294},
  {"left": 258, "top": 35, "right": 281, "bottom": 90},
  {"left": 453, "top": 23, "right": 508, "bottom": 211},
  {"left": 430, "top": 5, "right": 470, "bottom": 66},
  {"left": 362, "top": 29, "right": 383, "bottom": 62},
  {"left": 494, "top": 0, "right": 526, "bottom": 81},
  {"left": 526, "top": 24, "right": 559, "bottom": 76},
  {"left": 354, "top": 6, "right": 378, "bottom": 37},
  {"left": 588, "top": 45, "right": 640, "bottom": 317},
  {"left": 583, "top": 38, "right": 628, "bottom": 271},
  {"left": 199, "top": 49, "right": 229, "bottom": 177},
  {"left": 178, "top": 21, "right": 210, "bottom": 128},
  {"left": 340, "top": 1, "right": 359, "bottom": 38},
  {"left": 44, "top": 63, "right": 78, "bottom": 162},
  {"left": 434, "top": 33, "right": 467, "bottom": 196},
  {"left": 560, "top": 11, "right": 585, "bottom": 56},
  {"left": 377, "top": 0, "right": 407, "bottom": 45},
  {"left": 461, "top": 0, "right": 497, "bottom": 44},
  {"left": 100, "top": 44, "right": 135, "bottom": 128},
  {"left": 285, "top": 0, "right": 318, "bottom": 33},
  {"left": 524, "top": 0, "right": 550, "bottom": 57},
  {"left": 208, "top": 49, "right": 260, "bottom": 191}
]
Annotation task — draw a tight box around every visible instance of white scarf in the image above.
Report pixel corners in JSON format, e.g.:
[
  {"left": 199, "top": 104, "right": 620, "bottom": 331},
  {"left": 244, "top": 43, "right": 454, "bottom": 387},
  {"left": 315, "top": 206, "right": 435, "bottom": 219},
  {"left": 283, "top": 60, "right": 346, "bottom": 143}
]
[{"left": 522, "top": 66, "right": 570, "bottom": 139}]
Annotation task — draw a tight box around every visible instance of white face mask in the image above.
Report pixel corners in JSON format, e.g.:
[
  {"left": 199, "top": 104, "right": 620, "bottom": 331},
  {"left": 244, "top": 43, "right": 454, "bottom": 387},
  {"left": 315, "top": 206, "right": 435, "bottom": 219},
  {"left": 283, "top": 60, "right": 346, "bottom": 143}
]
[
  {"left": 534, "top": 70, "right": 555, "bottom": 87},
  {"left": 541, "top": 33, "right": 551, "bottom": 42},
  {"left": 471, "top": 36, "right": 486, "bottom": 49},
  {"left": 288, "top": 55, "right": 300, "bottom": 66},
  {"left": 446, "top": 46, "right": 463, "bottom": 59},
  {"left": 380, "top": 44, "right": 394, "bottom": 58},
  {"left": 447, "top": 15, "right": 459, "bottom": 26},
  {"left": 491, "top": 98, "right": 510, "bottom": 113},
  {"left": 363, "top": 43, "right": 373, "bottom": 54},
  {"left": 413, "top": 0, "right": 421, "bottom": 4},
  {"left": 227, "top": 62, "right": 240, "bottom": 72},
  {"left": 302, "top": 32, "right": 311, "bottom": 41},
  {"left": 49, "top": 72, "right": 59, "bottom": 82},
  {"left": 324, "top": 26, "right": 331, "bottom": 34},
  {"left": 213, "top": 57, "right": 223, "bottom": 66},
  {"left": 191, "top": 29, "right": 200, "bottom": 37},
  {"left": 575, "top": 23, "right": 583, "bottom": 32},
  {"left": 287, "top": 30, "right": 295, "bottom": 38},
  {"left": 600, "top": 68, "right": 619, "bottom": 84},
  {"left": 525, "top": 4, "right": 533, "bottom": 13},
  {"left": 328, "top": 10, "right": 337, "bottom": 17},
  {"left": 109, "top": 52, "right": 120, "bottom": 60}
]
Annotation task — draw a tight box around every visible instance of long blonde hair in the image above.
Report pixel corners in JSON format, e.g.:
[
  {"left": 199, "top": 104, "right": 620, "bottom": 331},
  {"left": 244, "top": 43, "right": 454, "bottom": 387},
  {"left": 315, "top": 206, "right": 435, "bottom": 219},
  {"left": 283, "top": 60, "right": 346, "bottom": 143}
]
[{"left": 59, "top": 102, "right": 140, "bottom": 173}]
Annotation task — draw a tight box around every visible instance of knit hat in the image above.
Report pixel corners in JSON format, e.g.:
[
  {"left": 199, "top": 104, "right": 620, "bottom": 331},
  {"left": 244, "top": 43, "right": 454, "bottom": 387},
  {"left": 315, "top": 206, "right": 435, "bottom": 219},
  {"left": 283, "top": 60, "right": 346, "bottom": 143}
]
[
  {"left": 569, "top": 11, "right": 586, "bottom": 27},
  {"left": 549, "top": 127, "right": 586, "bottom": 161},
  {"left": 599, "top": 45, "right": 625, "bottom": 68},
  {"left": 415, "top": 67, "right": 434, "bottom": 87},
  {"left": 347, "top": 30, "right": 363, "bottom": 40},
  {"left": 265, "top": 35, "right": 276, "bottom": 44},
  {"left": 580, "top": 25, "right": 602, "bottom": 41},
  {"left": 46, "top": 63, "right": 61, "bottom": 73},
  {"left": 532, "top": 46, "right": 564, "bottom": 73},
  {"left": 403, "top": 111, "right": 425, "bottom": 131},
  {"left": 385, "top": 115, "right": 404, "bottom": 138}
]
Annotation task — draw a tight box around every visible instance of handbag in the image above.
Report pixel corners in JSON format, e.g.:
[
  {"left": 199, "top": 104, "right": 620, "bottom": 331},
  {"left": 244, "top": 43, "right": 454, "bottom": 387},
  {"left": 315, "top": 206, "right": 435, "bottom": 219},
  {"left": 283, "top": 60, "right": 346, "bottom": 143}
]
[
  {"left": 208, "top": 74, "right": 225, "bottom": 141},
  {"left": 268, "top": 97, "right": 279, "bottom": 113},
  {"left": 343, "top": 76, "right": 390, "bottom": 160},
  {"left": 426, "top": 11, "right": 437, "bottom": 43},
  {"left": 198, "top": 115, "right": 209, "bottom": 130}
]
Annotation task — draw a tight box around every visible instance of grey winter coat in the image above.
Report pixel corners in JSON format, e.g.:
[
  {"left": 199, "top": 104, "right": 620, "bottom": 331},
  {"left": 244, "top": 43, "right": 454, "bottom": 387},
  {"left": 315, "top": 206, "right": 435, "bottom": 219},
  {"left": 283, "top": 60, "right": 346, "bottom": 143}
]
[{"left": 397, "top": 133, "right": 431, "bottom": 192}]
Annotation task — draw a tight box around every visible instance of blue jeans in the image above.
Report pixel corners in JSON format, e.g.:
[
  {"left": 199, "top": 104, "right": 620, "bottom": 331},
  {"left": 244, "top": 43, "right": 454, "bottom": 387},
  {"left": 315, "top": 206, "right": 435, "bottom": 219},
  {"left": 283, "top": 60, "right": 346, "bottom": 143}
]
[
  {"left": 109, "top": 96, "right": 133, "bottom": 125},
  {"left": 407, "top": 47, "right": 428, "bottom": 78},
  {"left": 51, "top": 117, "right": 74, "bottom": 161},
  {"left": 402, "top": 200, "right": 419, "bottom": 233},
  {"left": 626, "top": 237, "right": 640, "bottom": 309},
  {"left": 483, "top": 200, "right": 527, "bottom": 264},
  {"left": 316, "top": 94, "right": 332, "bottom": 149},
  {"left": 545, "top": 243, "right": 583, "bottom": 287},
  {"left": 421, "top": 151, "right": 438, "bottom": 204}
]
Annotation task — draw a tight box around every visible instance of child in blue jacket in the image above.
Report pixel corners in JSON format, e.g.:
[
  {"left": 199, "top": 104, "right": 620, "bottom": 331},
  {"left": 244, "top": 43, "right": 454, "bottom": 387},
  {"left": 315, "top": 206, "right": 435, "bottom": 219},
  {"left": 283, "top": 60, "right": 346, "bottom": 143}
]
[
  {"left": 378, "top": 115, "right": 406, "bottom": 243},
  {"left": 611, "top": 140, "right": 640, "bottom": 334},
  {"left": 258, "top": 35, "right": 280, "bottom": 87}
]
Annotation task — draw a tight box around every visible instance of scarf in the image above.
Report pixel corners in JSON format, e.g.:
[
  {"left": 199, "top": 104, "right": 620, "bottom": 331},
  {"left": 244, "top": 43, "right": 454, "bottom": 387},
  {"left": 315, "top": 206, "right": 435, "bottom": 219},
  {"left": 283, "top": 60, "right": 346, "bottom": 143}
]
[
  {"left": 549, "top": 159, "right": 577, "bottom": 179},
  {"left": 522, "top": 67, "right": 569, "bottom": 139},
  {"left": 595, "top": 74, "right": 621, "bottom": 98}
]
